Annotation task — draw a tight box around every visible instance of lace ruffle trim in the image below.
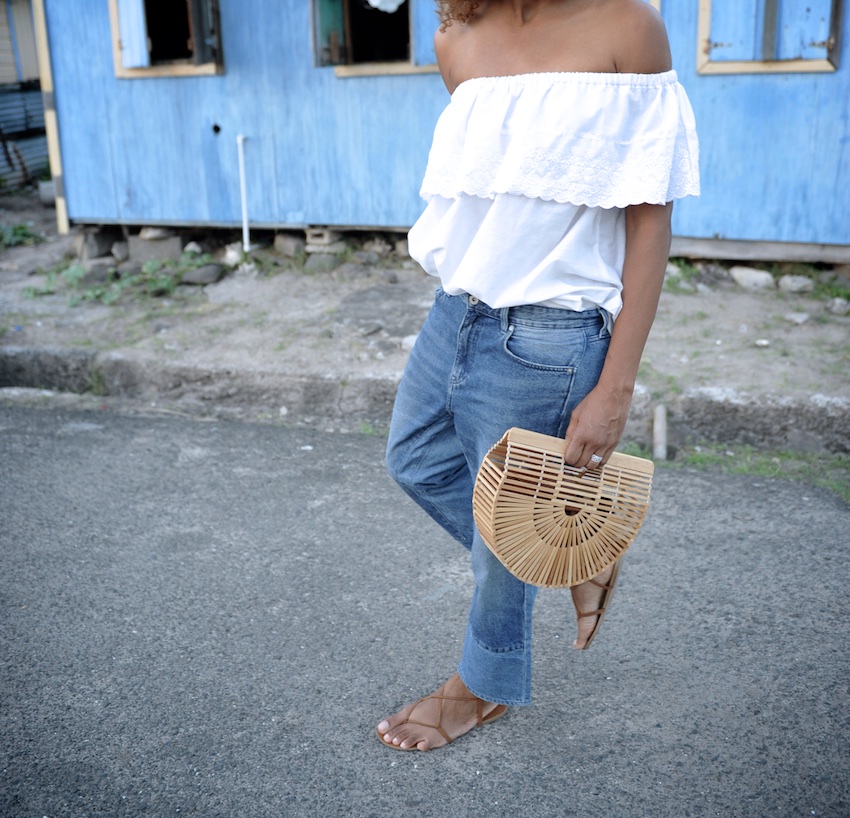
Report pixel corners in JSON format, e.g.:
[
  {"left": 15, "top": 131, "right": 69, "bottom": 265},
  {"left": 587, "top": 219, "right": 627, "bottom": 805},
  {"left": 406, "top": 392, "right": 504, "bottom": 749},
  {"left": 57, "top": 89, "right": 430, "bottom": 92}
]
[
  {"left": 420, "top": 136, "right": 700, "bottom": 208},
  {"left": 420, "top": 73, "right": 700, "bottom": 208}
]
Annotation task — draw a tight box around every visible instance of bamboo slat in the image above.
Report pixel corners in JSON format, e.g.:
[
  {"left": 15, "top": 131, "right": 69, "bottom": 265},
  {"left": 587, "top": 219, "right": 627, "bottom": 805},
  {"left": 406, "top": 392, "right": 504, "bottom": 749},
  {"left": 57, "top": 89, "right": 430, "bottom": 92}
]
[{"left": 472, "top": 428, "right": 654, "bottom": 588}]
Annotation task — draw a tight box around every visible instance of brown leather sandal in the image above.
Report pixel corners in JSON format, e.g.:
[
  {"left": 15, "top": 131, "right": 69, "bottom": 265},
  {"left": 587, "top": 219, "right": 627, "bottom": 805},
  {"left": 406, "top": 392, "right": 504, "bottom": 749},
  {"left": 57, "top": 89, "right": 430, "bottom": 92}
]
[
  {"left": 377, "top": 685, "right": 508, "bottom": 752},
  {"left": 573, "top": 558, "right": 622, "bottom": 650}
]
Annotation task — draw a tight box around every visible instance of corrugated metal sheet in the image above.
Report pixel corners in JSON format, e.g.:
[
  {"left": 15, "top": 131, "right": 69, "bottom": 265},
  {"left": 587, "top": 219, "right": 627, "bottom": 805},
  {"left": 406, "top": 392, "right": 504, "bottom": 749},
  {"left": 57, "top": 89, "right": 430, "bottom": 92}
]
[
  {"left": 0, "top": 86, "right": 45, "bottom": 135},
  {"left": 0, "top": 132, "right": 48, "bottom": 187}
]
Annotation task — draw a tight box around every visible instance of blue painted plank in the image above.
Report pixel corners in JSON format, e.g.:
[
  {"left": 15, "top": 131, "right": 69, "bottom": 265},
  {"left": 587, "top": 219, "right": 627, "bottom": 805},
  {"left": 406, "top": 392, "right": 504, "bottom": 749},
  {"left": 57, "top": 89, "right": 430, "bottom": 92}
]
[
  {"left": 45, "top": 0, "right": 850, "bottom": 246},
  {"left": 411, "top": 0, "right": 437, "bottom": 65},
  {"left": 706, "top": 0, "right": 764, "bottom": 62},
  {"left": 777, "top": 0, "right": 832, "bottom": 61},
  {"left": 115, "top": 0, "right": 149, "bottom": 68},
  {"left": 663, "top": 0, "right": 850, "bottom": 245}
]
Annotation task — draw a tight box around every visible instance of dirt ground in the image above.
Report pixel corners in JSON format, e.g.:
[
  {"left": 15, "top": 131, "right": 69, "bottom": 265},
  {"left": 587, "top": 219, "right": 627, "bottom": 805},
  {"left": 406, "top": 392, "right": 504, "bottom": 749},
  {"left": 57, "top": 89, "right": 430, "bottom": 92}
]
[{"left": 1, "top": 189, "right": 849, "bottom": 407}]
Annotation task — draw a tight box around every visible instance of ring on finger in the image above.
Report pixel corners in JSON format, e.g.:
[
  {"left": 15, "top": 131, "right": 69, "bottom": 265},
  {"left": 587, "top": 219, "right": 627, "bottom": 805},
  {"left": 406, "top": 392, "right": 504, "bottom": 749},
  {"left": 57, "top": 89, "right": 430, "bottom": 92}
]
[{"left": 589, "top": 453, "right": 603, "bottom": 466}]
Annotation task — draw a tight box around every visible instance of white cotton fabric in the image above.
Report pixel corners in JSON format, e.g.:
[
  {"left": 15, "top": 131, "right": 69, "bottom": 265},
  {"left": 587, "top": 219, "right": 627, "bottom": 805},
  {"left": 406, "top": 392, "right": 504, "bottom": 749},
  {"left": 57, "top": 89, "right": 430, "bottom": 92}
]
[{"left": 408, "top": 70, "right": 700, "bottom": 317}]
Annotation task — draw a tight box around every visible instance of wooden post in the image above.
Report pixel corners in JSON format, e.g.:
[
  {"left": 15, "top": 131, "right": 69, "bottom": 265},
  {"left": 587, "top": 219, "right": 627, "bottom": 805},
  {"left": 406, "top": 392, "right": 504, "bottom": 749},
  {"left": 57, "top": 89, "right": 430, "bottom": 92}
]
[{"left": 31, "top": 0, "right": 69, "bottom": 234}]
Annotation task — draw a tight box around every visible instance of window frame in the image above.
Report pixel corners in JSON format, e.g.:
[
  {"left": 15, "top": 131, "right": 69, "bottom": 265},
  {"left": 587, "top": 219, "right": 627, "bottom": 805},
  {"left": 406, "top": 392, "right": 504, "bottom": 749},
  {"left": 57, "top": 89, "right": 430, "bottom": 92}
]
[
  {"left": 325, "top": 0, "right": 438, "bottom": 78},
  {"left": 108, "top": 0, "right": 224, "bottom": 79},
  {"left": 697, "top": 0, "right": 842, "bottom": 75}
]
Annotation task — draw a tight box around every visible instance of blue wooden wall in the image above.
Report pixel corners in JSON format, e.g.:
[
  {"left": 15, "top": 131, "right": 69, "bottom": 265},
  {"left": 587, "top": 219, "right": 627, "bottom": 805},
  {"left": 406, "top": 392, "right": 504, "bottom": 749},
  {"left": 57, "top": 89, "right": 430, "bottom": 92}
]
[
  {"left": 45, "top": 1, "right": 849, "bottom": 246},
  {"left": 664, "top": 3, "right": 850, "bottom": 246}
]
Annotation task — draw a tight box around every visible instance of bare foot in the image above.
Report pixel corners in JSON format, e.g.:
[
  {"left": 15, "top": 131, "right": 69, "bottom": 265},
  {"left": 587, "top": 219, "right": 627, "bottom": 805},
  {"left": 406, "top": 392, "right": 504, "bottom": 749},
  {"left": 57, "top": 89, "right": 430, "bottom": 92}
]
[
  {"left": 570, "top": 562, "right": 617, "bottom": 649},
  {"left": 376, "top": 672, "right": 507, "bottom": 751}
]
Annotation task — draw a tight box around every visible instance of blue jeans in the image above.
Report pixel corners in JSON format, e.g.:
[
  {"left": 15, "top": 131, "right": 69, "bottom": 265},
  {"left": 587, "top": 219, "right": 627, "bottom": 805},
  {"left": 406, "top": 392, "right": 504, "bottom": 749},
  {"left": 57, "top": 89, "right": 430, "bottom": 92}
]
[{"left": 386, "top": 288, "right": 611, "bottom": 706}]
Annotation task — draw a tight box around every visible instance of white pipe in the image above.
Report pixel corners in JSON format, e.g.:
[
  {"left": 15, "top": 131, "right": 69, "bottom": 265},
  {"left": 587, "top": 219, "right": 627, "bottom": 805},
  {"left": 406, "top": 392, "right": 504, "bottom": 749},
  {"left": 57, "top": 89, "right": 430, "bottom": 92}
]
[{"left": 236, "top": 134, "right": 250, "bottom": 253}]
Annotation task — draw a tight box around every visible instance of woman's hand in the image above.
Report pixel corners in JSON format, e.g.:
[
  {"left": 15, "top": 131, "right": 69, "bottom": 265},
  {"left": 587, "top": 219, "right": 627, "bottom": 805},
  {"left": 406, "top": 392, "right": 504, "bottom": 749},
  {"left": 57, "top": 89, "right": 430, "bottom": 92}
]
[
  {"left": 563, "top": 383, "right": 633, "bottom": 470},
  {"left": 564, "top": 201, "right": 673, "bottom": 470}
]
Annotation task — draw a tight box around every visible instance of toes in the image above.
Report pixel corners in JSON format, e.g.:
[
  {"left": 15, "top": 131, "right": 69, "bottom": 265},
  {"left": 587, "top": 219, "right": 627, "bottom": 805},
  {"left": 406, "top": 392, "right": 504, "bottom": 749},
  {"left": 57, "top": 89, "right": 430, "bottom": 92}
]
[{"left": 378, "top": 723, "right": 432, "bottom": 751}]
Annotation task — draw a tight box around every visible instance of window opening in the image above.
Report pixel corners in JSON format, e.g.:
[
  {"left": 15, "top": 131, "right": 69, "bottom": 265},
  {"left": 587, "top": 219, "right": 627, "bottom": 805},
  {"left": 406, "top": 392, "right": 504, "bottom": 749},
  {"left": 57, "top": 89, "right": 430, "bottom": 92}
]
[
  {"left": 698, "top": 0, "right": 842, "bottom": 74},
  {"left": 314, "top": 0, "right": 410, "bottom": 67},
  {"left": 145, "top": 0, "right": 193, "bottom": 64},
  {"left": 111, "top": 0, "right": 223, "bottom": 77},
  {"left": 347, "top": 0, "right": 410, "bottom": 64}
]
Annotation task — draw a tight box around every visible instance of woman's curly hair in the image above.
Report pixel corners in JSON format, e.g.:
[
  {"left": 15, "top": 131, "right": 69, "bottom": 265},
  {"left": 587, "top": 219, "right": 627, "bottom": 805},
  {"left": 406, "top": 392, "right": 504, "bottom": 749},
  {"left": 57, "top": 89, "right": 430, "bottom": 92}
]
[{"left": 437, "top": 0, "right": 480, "bottom": 30}]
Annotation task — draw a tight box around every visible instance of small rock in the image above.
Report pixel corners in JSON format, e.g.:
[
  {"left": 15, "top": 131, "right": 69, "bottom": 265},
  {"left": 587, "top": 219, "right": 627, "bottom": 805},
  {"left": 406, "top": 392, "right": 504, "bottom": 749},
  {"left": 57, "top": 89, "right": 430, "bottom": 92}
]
[
  {"left": 279, "top": 406, "right": 288, "bottom": 417},
  {"left": 181, "top": 263, "right": 224, "bottom": 286},
  {"left": 352, "top": 250, "right": 380, "bottom": 265},
  {"left": 382, "top": 270, "right": 399, "bottom": 284},
  {"left": 111, "top": 240, "right": 129, "bottom": 263},
  {"left": 139, "top": 227, "right": 176, "bottom": 240},
  {"left": 695, "top": 262, "right": 731, "bottom": 283},
  {"left": 273, "top": 233, "right": 305, "bottom": 257},
  {"left": 363, "top": 238, "right": 392, "bottom": 257},
  {"left": 826, "top": 297, "right": 850, "bottom": 316},
  {"left": 235, "top": 261, "right": 258, "bottom": 278},
  {"left": 783, "top": 312, "right": 809, "bottom": 325},
  {"left": 755, "top": 339, "right": 771, "bottom": 347},
  {"left": 78, "top": 226, "right": 124, "bottom": 260},
  {"left": 222, "top": 243, "right": 244, "bottom": 266},
  {"left": 38, "top": 180, "right": 55, "bottom": 206},
  {"left": 729, "top": 266, "right": 776, "bottom": 291},
  {"left": 778, "top": 275, "right": 815, "bottom": 293},
  {"left": 359, "top": 322, "right": 383, "bottom": 337},
  {"left": 128, "top": 234, "right": 183, "bottom": 263},
  {"left": 394, "top": 238, "right": 410, "bottom": 258},
  {"left": 402, "top": 334, "right": 418, "bottom": 351},
  {"left": 304, "top": 253, "right": 338, "bottom": 273},
  {"left": 183, "top": 241, "right": 203, "bottom": 254}
]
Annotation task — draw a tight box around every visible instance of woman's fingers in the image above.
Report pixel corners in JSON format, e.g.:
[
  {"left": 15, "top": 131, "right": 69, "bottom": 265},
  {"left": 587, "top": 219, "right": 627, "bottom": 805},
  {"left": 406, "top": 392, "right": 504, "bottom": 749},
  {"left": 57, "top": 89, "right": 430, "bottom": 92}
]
[{"left": 563, "top": 386, "right": 632, "bottom": 469}]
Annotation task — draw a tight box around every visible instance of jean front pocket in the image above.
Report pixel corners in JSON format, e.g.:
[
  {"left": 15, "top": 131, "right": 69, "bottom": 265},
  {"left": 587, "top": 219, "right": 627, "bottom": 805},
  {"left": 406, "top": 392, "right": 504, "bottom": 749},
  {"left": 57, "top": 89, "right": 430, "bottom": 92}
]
[{"left": 501, "top": 321, "right": 588, "bottom": 373}]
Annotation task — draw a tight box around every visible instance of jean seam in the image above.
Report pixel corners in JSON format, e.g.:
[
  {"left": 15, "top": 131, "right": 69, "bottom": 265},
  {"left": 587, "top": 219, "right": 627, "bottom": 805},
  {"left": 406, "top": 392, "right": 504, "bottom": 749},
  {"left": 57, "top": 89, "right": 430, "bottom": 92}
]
[{"left": 501, "top": 323, "right": 586, "bottom": 373}]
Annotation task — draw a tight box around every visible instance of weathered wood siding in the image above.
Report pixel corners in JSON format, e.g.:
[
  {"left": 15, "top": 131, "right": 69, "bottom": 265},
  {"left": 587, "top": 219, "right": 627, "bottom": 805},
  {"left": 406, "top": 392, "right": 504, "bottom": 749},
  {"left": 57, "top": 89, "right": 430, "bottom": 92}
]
[
  {"left": 46, "top": 0, "right": 444, "bottom": 229},
  {"left": 665, "top": 3, "right": 850, "bottom": 247},
  {"left": 43, "top": 0, "right": 849, "bottom": 248}
]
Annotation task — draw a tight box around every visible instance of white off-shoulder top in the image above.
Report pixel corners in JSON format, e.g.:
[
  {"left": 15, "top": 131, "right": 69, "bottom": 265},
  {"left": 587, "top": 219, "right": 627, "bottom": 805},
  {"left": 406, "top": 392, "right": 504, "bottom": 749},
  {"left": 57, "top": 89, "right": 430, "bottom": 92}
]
[{"left": 407, "top": 70, "right": 700, "bottom": 318}]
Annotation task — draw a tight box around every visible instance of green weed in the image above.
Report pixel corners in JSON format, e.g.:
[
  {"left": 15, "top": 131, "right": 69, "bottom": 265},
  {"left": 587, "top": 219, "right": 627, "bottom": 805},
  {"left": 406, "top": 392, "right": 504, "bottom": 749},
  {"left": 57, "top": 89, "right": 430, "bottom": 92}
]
[
  {"left": 663, "top": 442, "right": 850, "bottom": 504},
  {"left": 358, "top": 420, "right": 387, "bottom": 437},
  {"left": 0, "top": 222, "right": 43, "bottom": 248},
  {"left": 22, "top": 252, "right": 217, "bottom": 306},
  {"left": 663, "top": 258, "right": 701, "bottom": 294}
]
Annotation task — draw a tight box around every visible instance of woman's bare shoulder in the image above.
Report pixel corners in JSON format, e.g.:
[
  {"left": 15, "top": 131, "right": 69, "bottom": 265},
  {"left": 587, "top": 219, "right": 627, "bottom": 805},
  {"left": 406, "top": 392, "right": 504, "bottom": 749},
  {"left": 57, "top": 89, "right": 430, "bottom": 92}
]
[
  {"left": 434, "top": 16, "right": 472, "bottom": 93},
  {"left": 607, "top": 0, "right": 672, "bottom": 74}
]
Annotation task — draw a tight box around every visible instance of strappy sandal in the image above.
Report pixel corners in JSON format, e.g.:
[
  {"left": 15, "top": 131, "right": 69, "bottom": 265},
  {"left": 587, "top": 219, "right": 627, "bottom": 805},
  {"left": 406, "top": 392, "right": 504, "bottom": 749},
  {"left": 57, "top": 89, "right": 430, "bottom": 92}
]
[
  {"left": 573, "top": 558, "right": 622, "bottom": 650},
  {"left": 377, "top": 684, "right": 508, "bottom": 752}
]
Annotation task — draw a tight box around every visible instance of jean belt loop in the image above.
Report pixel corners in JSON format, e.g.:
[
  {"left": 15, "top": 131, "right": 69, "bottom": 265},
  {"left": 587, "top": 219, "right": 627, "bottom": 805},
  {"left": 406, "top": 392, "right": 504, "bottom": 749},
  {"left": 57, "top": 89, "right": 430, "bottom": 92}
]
[
  {"left": 500, "top": 306, "right": 511, "bottom": 332},
  {"left": 598, "top": 307, "right": 613, "bottom": 338}
]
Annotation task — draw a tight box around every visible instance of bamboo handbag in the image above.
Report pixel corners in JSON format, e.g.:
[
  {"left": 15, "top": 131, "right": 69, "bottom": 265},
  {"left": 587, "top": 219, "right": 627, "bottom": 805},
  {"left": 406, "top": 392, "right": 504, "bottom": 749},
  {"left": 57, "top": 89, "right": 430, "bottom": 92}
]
[{"left": 472, "top": 427, "right": 655, "bottom": 588}]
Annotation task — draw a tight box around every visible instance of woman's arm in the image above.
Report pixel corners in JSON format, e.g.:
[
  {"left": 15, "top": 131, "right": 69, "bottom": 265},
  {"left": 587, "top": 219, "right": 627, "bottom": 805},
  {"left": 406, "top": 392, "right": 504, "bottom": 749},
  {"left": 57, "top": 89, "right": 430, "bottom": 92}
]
[
  {"left": 562, "top": 0, "right": 675, "bottom": 467},
  {"left": 563, "top": 201, "right": 673, "bottom": 467}
]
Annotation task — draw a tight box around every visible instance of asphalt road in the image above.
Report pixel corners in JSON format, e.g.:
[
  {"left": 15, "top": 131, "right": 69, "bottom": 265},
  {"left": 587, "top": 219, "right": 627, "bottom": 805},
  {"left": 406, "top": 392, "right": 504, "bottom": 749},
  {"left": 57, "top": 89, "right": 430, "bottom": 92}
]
[{"left": 1, "top": 406, "right": 848, "bottom": 818}]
